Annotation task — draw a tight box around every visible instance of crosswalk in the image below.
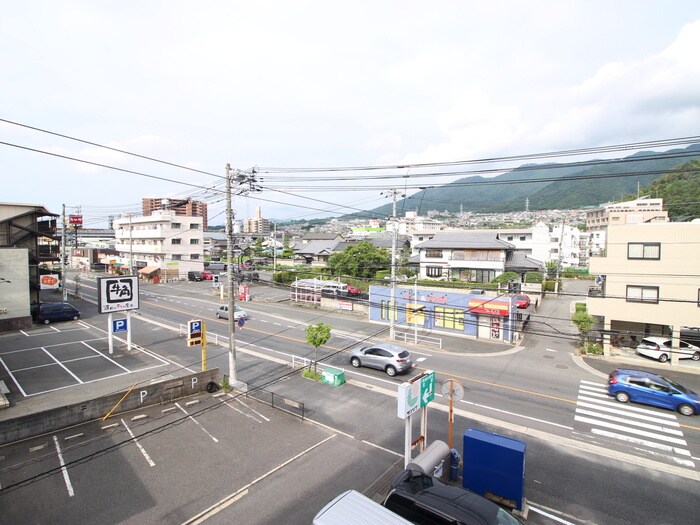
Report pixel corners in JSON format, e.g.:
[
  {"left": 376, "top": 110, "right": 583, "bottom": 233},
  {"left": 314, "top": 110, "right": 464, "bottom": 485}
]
[{"left": 574, "top": 380, "right": 695, "bottom": 468}]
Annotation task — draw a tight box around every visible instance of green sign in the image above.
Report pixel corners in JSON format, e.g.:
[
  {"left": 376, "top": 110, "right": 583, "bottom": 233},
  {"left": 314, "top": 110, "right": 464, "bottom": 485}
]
[{"left": 397, "top": 370, "right": 435, "bottom": 419}]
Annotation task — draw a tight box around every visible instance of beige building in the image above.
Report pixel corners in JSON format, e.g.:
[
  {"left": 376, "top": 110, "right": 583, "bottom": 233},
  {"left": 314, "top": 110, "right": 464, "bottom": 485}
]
[
  {"left": 588, "top": 221, "right": 700, "bottom": 362},
  {"left": 244, "top": 207, "right": 270, "bottom": 234},
  {"left": 142, "top": 197, "right": 208, "bottom": 230},
  {"left": 586, "top": 196, "right": 669, "bottom": 256}
]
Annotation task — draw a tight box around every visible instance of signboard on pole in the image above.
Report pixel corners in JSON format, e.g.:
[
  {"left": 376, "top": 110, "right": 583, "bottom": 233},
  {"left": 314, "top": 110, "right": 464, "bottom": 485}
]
[
  {"left": 397, "top": 370, "right": 435, "bottom": 419},
  {"left": 98, "top": 276, "right": 139, "bottom": 313}
]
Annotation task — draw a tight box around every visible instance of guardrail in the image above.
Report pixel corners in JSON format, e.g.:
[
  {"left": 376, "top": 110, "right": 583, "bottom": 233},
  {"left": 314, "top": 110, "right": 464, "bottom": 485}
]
[{"left": 394, "top": 331, "right": 443, "bottom": 349}]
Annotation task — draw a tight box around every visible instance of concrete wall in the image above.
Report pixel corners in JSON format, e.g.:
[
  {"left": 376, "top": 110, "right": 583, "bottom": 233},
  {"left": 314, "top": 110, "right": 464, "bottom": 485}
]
[{"left": 0, "top": 369, "right": 219, "bottom": 445}]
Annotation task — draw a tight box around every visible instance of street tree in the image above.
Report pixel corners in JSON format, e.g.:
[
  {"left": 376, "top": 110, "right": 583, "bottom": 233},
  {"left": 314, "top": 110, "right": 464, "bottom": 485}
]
[
  {"left": 306, "top": 322, "right": 331, "bottom": 374},
  {"left": 572, "top": 310, "right": 595, "bottom": 353}
]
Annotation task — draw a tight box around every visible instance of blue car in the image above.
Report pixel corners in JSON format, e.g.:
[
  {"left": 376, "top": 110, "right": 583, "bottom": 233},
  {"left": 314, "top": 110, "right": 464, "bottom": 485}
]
[{"left": 608, "top": 368, "right": 700, "bottom": 416}]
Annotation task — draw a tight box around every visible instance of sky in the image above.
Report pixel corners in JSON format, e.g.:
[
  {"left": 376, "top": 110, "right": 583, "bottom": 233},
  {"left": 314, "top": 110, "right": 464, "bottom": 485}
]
[{"left": 2, "top": 1, "right": 700, "bottom": 228}]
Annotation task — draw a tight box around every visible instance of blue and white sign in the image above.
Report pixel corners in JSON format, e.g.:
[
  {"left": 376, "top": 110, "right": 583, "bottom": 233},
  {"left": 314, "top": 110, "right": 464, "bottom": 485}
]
[
  {"left": 188, "top": 320, "right": 202, "bottom": 338},
  {"left": 112, "top": 319, "right": 128, "bottom": 333}
]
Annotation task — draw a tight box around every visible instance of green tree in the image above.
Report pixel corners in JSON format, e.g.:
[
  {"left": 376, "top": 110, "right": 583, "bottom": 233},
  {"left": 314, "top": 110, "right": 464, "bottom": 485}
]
[
  {"left": 327, "top": 241, "right": 390, "bottom": 278},
  {"left": 281, "top": 235, "right": 294, "bottom": 258},
  {"left": 572, "top": 310, "right": 595, "bottom": 353},
  {"left": 491, "top": 272, "right": 519, "bottom": 285},
  {"left": 253, "top": 237, "right": 265, "bottom": 257},
  {"left": 306, "top": 322, "right": 332, "bottom": 374}
]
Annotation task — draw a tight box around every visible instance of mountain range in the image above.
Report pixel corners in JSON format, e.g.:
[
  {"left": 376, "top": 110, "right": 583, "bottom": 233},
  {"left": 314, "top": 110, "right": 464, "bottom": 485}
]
[{"left": 351, "top": 143, "right": 700, "bottom": 219}]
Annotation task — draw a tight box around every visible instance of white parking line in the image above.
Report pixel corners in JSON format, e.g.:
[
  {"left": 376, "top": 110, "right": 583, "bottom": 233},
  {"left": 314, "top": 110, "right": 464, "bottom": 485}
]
[
  {"left": 175, "top": 402, "right": 219, "bottom": 443},
  {"left": 42, "top": 347, "right": 83, "bottom": 384},
  {"left": 121, "top": 419, "right": 156, "bottom": 467},
  {"left": 81, "top": 341, "right": 132, "bottom": 372},
  {"left": 53, "top": 435, "right": 74, "bottom": 497}
]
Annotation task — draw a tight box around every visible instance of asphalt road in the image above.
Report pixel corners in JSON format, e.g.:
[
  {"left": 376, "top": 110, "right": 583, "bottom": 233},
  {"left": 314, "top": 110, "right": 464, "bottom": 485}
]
[{"left": 1, "top": 274, "right": 698, "bottom": 524}]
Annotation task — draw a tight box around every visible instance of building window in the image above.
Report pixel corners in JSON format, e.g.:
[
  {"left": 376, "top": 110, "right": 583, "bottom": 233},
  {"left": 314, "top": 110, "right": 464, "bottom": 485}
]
[
  {"left": 627, "top": 242, "right": 660, "bottom": 260},
  {"left": 506, "top": 236, "right": 513, "bottom": 241},
  {"left": 172, "top": 254, "right": 182, "bottom": 261},
  {"left": 380, "top": 300, "right": 398, "bottom": 321},
  {"left": 190, "top": 239, "right": 199, "bottom": 245},
  {"left": 172, "top": 223, "right": 181, "bottom": 229},
  {"left": 434, "top": 307, "right": 464, "bottom": 331},
  {"left": 426, "top": 266, "right": 442, "bottom": 278},
  {"left": 519, "top": 236, "right": 526, "bottom": 241},
  {"left": 190, "top": 223, "right": 199, "bottom": 230},
  {"left": 191, "top": 254, "right": 199, "bottom": 260},
  {"left": 626, "top": 285, "right": 659, "bottom": 304},
  {"left": 425, "top": 249, "right": 443, "bottom": 258},
  {"left": 172, "top": 239, "right": 181, "bottom": 245}
]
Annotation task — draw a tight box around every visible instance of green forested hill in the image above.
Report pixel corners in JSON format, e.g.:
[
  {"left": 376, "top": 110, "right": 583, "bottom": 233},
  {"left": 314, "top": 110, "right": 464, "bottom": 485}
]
[
  {"left": 629, "top": 160, "right": 700, "bottom": 220},
  {"left": 349, "top": 143, "right": 700, "bottom": 219}
]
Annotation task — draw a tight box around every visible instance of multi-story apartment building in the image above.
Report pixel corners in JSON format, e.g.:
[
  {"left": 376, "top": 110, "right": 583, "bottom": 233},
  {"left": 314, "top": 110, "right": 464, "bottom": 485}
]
[
  {"left": 386, "top": 211, "right": 444, "bottom": 235},
  {"left": 244, "top": 207, "right": 270, "bottom": 234},
  {"left": 496, "top": 222, "right": 581, "bottom": 268},
  {"left": 588, "top": 221, "right": 700, "bottom": 360},
  {"left": 112, "top": 211, "right": 203, "bottom": 280},
  {"left": 586, "top": 196, "right": 669, "bottom": 255},
  {"left": 142, "top": 197, "right": 208, "bottom": 230}
]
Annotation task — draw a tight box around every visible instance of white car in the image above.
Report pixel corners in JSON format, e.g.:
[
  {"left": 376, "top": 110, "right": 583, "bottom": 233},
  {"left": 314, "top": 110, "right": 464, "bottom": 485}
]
[
  {"left": 636, "top": 336, "right": 700, "bottom": 362},
  {"left": 216, "top": 305, "right": 248, "bottom": 321}
]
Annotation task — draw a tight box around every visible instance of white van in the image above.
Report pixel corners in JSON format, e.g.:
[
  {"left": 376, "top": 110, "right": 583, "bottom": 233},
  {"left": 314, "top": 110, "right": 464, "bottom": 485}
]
[
  {"left": 321, "top": 282, "right": 348, "bottom": 295},
  {"left": 313, "top": 490, "right": 412, "bottom": 525}
]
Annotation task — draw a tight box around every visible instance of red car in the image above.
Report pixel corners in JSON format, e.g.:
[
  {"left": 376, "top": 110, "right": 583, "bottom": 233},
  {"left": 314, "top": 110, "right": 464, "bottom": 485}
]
[
  {"left": 347, "top": 285, "right": 361, "bottom": 296},
  {"left": 514, "top": 294, "right": 531, "bottom": 308},
  {"left": 201, "top": 270, "right": 215, "bottom": 280}
]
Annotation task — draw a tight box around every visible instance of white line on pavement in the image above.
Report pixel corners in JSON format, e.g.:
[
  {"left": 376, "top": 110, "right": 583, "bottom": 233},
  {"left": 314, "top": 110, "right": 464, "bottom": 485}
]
[
  {"left": 121, "top": 419, "right": 156, "bottom": 467},
  {"left": 53, "top": 435, "right": 74, "bottom": 497}
]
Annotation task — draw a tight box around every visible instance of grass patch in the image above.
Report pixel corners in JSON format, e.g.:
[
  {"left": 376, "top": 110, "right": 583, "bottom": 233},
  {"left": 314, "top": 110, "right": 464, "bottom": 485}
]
[{"left": 302, "top": 368, "right": 323, "bottom": 381}]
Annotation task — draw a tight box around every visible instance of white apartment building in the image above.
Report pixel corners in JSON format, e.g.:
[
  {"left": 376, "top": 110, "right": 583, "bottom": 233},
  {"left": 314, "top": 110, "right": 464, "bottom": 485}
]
[
  {"left": 112, "top": 211, "right": 204, "bottom": 279},
  {"left": 386, "top": 211, "right": 444, "bottom": 235},
  {"left": 586, "top": 196, "right": 669, "bottom": 255},
  {"left": 494, "top": 222, "right": 582, "bottom": 267},
  {"left": 588, "top": 221, "right": 700, "bottom": 360}
]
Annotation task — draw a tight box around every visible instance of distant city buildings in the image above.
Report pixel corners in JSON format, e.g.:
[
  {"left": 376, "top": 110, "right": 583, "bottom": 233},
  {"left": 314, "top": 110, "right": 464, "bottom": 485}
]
[
  {"left": 244, "top": 207, "right": 270, "bottom": 234},
  {"left": 142, "top": 197, "right": 208, "bottom": 230}
]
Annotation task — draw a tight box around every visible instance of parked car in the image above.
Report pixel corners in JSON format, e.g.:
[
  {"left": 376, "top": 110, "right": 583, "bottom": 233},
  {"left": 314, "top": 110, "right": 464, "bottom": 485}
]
[
  {"left": 346, "top": 285, "right": 361, "bottom": 296},
  {"left": 514, "top": 294, "right": 530, "bottom": 309},
  {"left": 636, "top": 336, "right": 700, "bottom": 362},
  {"left": 350, "top": 343, "right": 413, "bottom": 377},
  {"left": 608, "top": 368, "right": 700, "bottom": 416},
  {"left": 383, "top": 468, "right": 523, "bottom": 525},
  {"left": 314, "top": 490, "right": 413, "bottom": 525},
  {"left": 34, "top": 302, "right": 81, "bottom": 324},
  {"left": 187, "top": 271, "right": 203, "bottom": 282},
  {"left": 200, "top": 270, "right": 215, "bottom": 280},
  {"left": 216, "top": 304, "right": 248, "bottom": 321}
]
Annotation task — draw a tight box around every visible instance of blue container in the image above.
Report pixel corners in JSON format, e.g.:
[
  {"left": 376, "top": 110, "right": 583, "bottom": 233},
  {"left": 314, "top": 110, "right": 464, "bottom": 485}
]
[{"left": 462, "top": 428, "right": 526, "bottom": 511}]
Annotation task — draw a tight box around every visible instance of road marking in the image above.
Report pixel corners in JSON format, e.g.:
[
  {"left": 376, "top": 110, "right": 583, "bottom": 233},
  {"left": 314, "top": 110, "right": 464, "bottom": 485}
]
[
  {"left": 121, "top": 419, "right": 156, "bottom": 467},
  {"left": 175, "top": 402, "right": 219, "bottom": 442},
  {"left": 53, "top": 435, "right": 74, "bottom": 497},
  {"left": 42, "top": 347, "right": 83, "bottom": 384},
  {"left": 459, "top": 399, "right": 573, "bottom": 430}
]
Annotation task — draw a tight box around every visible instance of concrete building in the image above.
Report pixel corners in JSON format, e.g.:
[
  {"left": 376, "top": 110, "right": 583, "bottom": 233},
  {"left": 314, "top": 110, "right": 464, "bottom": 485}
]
[
  {"left": 0, "top": 202, "right": 60, "bottom": 331},
  {"left": 142, "top": 197, "right": 208, "bottom": 230},
  {"left": 112, "top": 211, "right": 203, "bottom": 280},
  {"left": 386, "top": 211, "right": 444, "bottom": 235},
  {"left": 588, "top": 221, "right": 700, "bottom": 360},
  {"left": 244, "top": 207, "right": 270, "bottom": 234},
  {"left": 586, "top": 196, "right": 669, "bottom": 256}
]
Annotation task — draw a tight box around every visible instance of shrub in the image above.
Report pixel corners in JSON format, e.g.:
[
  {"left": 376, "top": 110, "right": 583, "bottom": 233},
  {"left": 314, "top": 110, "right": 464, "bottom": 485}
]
[
  {"left": 524, "top": 272, "right": 543, "bottom": 283},
  {"left": 302, "top": 368, "right": 323, "bottom": 381},
  {"left": 575, "top": 302, "right": 587, "bottom": 313}
]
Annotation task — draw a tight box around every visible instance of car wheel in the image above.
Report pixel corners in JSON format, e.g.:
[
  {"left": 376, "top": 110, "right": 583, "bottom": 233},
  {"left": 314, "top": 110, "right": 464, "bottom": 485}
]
[
  {"left": 351, "top": 357, "right": 361, "bottom": 368},
  {"left": 43, "top": 319, "right": 50, "bottom": 325},
  {"left": 386, "top": 365, "right": 397, "bottom": 377},
  {"left": 678, "top": 404, "right": 695, "bottom": 416},
  {"left": 72, "top": 315, "right": 79, "bottom": 321},
  {"left": 615, "top": 391, "right": 630, "bottom": 403},
  {"left": 692, "top": 352, "right": 700, "bottom": 361},
  {"left": 216, "top": 313, "right": 221, "bottom": 318},
  {"left": 658, "top": 353, "right": 669, "bottom": 363}
]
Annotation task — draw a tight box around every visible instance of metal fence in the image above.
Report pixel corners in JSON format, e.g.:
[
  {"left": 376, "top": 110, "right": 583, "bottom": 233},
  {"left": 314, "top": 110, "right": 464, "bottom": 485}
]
[{"left": 244, "top": 387, "right": 305, "bottom": 420}]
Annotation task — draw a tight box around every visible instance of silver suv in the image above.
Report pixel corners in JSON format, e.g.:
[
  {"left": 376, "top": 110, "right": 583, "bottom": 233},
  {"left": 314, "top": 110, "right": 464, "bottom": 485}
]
[
  {"left": 216, "top": 305, "right": 248, "bottom": 321},
  {"left": 350, "top": 343, "right": 413, "bottom": 376}
]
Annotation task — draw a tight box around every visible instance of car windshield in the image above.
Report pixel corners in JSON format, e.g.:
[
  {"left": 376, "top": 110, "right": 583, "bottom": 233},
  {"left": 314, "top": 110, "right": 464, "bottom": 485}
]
[{"left": 662, "top": 376, "right": 694, "bottom": 394}]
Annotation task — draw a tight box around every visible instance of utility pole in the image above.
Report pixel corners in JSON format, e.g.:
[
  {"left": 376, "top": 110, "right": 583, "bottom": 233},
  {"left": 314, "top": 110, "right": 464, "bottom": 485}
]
[
  {"left": 225, "top": 164, "right": 261, "bottom": 390},
  {"left": 61, "top": 204, "right": 67, "bottom": 302},
  {"left": 225, "top": 163, "right": 238, "bottom": 389},
  {"left": 383, "top": 188, "right": 404, "bottom": 340},
  {"left": 554, "top": 218, "right": 565, "bottom": 294},
  {"left": 129, "top": 214, "right": 134, "bottom": 275}
]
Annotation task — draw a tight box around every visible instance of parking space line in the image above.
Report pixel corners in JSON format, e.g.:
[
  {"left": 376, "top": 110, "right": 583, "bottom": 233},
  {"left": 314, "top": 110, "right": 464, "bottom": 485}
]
[
  {"left": 53, "top": 435, "right": 75, "bottom": 497},
  {"left": 42, "top": 347, "right": 83, "bottom": 385},
  {"left": 80, "top": 341, "right": 132, "bottom": 372},
  {"left": 120, "top": 419, "right": 156, "bottom": 467},
  {"left": 227, "top": 394, "right": 270, "bottom": 422},
  {"left": 0, "top": 356, "right": 27, "bottom": 396},
  {"left": 174, "top": 402, "right": 219, "bottom": 443}
]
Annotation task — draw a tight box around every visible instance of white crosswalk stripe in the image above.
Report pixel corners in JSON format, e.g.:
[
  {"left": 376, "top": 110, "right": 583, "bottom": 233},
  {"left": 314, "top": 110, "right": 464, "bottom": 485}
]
[{"left": 574, "top": 380, "right": 695, "bottom": 468}]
